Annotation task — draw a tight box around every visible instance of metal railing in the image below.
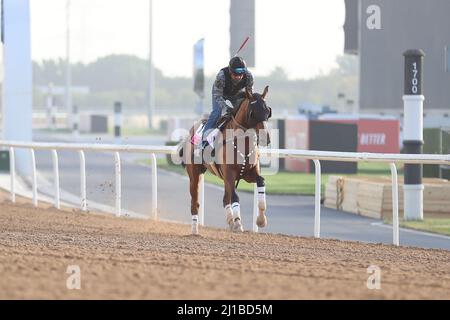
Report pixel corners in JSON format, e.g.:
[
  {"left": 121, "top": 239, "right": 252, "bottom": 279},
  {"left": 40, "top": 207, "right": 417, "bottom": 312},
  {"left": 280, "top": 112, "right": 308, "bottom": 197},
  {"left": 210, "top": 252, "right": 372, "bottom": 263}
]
[
  {"left": 1, "top": 140, "right": 449, "bottom": 246},
  {"left": 1, "top": 141, "right": 171, "bottom": 219}
]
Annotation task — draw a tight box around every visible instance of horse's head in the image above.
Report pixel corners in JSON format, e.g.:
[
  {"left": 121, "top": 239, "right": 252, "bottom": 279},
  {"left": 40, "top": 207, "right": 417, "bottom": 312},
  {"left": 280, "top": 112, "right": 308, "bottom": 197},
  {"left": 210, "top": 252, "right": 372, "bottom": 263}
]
[{"left": 244, "top": 86, "right": 272, "bottom": 146}]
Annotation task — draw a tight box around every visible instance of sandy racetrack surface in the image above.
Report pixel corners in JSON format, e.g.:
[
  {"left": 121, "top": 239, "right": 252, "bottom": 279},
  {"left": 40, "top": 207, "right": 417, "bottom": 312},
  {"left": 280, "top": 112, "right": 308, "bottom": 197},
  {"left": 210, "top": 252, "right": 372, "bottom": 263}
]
[{"left": 0, "top": 190, "right": 449, "bottom": 300}]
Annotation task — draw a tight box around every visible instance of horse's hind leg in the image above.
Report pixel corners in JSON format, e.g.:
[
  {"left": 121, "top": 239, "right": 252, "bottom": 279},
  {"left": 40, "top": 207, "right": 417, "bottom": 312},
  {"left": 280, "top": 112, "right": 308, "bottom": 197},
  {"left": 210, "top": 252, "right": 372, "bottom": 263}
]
[{"left": 187, "top": 164, "right": 203, "bottom": 234}]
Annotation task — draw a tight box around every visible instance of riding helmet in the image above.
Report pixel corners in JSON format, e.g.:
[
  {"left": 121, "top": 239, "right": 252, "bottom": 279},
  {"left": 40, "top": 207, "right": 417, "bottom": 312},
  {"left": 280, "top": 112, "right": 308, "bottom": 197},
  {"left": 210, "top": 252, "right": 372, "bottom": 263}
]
[{"left": 229, "top": 56, "right": 247, "bottom": 75}]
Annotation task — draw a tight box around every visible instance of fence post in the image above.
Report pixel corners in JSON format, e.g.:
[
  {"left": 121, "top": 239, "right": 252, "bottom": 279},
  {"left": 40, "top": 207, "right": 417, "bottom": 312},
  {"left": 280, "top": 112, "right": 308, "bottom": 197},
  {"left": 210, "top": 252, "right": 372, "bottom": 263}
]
[
  {"left": 313, "top": 159, "right": 321, "bottom": 238},
  {"left": 199, "top": 174, "right": 205, "bottom": 226},
  {"left": 151, "top": 153, "right": 158, "bottom": 220},
  {"left": 52, "top": 150, "right": 60, "bottom": 209},
  {"left": 253, "top": 184, "right": 259, "bottom": 233},
  {"left": 9, "top": 147, "right": 15, "bottom": 203},
  {"left": 114, "top": 152, "right": 121, "bottom": 217},
  {"left": 79, "top": 150, "right": 87, "bottom": 211},
  {"left": 30, "top": 149, "right": 38, "bottom": 207},
  {"left": 390, "top": 163, "right": 400, "bottom": 246}
]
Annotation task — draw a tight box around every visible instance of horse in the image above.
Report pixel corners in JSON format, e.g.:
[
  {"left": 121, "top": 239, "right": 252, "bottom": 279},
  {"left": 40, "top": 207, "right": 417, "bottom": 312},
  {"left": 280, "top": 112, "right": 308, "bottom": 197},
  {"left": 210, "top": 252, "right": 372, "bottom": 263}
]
[{"left": 178, "top": 86, "right": 272, "bottom": 235}]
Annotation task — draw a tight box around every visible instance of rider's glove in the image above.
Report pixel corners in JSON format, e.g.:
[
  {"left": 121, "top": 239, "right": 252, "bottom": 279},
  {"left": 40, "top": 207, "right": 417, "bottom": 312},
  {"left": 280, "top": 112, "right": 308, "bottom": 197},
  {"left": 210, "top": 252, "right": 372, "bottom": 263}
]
[{"left": 224, "top": 100, "right": 234, "bottom": 113}]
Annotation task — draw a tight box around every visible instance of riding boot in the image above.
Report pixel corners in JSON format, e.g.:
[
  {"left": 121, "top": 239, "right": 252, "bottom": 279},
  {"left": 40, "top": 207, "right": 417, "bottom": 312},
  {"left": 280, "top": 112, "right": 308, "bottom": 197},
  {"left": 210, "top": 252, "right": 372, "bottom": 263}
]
[
  {"left": 200, "top": 140, "right": 209, "bottom": 150},
  {"left": 200, "top": 140, "right": 216, "bottom": 163}
]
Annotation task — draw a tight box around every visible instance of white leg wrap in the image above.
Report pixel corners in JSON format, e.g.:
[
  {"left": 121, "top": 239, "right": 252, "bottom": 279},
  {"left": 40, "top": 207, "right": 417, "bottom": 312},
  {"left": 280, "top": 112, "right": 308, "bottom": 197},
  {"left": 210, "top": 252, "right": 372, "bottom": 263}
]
[
  {"left": 257, "top": 187, "right": 266, "bottom": 211},
  {"left": 231, "top": 202, "right": 241, "bottom": 220},
  {"left": 225, "top": 204, "right": 233, "bottom": 224},
  {"left": 230, "top": 202, "right": 243, "bottom": 232},
  {"left": 191, "top": 215, "right": 199, "bottom": 235},
  {"left": 257, "top": 187, "right": 266, "bottom": 199}
]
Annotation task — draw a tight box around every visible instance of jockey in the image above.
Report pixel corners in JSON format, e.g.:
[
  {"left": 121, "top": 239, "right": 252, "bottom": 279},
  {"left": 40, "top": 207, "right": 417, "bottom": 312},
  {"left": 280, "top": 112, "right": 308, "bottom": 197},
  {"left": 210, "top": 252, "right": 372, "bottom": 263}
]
[{"left": 201, "top": 56, "right": 254, "bottom": 149}]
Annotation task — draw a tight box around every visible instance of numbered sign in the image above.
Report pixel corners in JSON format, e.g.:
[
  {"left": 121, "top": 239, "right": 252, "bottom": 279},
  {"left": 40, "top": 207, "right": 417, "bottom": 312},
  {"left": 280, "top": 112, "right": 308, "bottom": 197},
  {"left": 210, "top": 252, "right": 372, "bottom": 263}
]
[{"left": 403, "top": 49, "right": 425, "bottom": 95}]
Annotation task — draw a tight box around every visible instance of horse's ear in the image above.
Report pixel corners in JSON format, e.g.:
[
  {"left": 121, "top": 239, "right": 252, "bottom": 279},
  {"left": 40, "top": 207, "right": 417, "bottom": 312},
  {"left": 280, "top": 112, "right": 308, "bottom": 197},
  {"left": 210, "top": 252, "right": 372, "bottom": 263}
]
[
  {"left": 245, "top": 87, "right": 253, "bottom": 100},
  {"left": 262, "top": 86, "right": 269, "bottom": 99}
]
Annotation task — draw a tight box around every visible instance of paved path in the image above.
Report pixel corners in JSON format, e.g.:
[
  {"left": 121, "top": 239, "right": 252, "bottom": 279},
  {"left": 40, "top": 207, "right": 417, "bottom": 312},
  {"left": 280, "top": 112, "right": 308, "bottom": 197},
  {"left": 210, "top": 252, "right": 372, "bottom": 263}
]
[{"left": 28, "top": 131, "right": 450, "bottom": 250}]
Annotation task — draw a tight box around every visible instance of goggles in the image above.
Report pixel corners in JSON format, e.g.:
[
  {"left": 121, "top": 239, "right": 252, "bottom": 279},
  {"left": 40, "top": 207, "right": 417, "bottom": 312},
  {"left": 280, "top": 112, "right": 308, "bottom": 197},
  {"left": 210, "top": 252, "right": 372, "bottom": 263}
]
[{"left": 231, "top": 67, "right": 246, "bottom": 75}]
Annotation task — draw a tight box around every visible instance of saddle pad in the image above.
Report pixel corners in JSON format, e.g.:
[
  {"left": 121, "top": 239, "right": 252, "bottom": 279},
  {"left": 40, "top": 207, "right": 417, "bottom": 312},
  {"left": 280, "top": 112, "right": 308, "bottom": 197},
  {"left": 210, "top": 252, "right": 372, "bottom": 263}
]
[
  {"left": 206, "top": 128, "right": 220, "bottom": 147},
  {"left": 190, "top": 122, "right": 205, "bottom": 145}
]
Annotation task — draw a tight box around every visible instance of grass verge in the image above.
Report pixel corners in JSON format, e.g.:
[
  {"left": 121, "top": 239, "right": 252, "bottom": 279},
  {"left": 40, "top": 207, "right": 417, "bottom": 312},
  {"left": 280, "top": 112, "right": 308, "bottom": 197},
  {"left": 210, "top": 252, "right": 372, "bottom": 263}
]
[
  {"left": 399, "top": 218, "right": 450, "bottom": 236},
  {"left": 108, "top": 127, "right": 165, "bottom": 136},
  {"left": 383, "top": 217, "right": 450, "bottom": 237}
]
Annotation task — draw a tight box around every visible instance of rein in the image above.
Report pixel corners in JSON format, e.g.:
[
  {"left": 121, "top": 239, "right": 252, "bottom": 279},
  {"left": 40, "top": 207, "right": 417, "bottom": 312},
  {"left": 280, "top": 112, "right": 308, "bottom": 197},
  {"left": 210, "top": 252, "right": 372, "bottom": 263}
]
[
  {"left": 230, "top": 100, "right": 259, "bottom": 188},
  {"left": 216, "top": 97, "right": 261, "bottom": 188},
  {"left": 230, "top": 114, "right": 248, "bottom": 131}
]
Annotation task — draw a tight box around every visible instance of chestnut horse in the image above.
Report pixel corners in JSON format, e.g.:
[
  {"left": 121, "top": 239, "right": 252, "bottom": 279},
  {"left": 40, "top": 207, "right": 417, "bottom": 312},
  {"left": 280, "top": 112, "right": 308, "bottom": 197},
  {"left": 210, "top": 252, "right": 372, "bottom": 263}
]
[{"left": 178, "top": 86, "right": 272, "bottom": 234}]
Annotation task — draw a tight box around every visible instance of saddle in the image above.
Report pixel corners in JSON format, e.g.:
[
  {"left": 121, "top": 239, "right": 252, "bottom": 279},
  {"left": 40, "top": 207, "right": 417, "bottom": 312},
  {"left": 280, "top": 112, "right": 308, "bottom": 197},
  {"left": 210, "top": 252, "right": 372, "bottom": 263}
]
[
  {"left": 189, "top": 119, "right": 225, "bottom": 178},
  {"left": 188, "top": 98, "right": 246, "bottom": 179}
]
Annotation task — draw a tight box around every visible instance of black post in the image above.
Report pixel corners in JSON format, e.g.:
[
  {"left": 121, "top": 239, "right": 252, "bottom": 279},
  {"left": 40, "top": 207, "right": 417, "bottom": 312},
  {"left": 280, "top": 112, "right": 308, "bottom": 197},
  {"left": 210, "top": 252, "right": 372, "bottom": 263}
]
[
  {"left": 72, "top": 105, "right": 79, "bottom": 138},
  {"left": 114, "top": 102, "right": 122, "bottom": 144}
]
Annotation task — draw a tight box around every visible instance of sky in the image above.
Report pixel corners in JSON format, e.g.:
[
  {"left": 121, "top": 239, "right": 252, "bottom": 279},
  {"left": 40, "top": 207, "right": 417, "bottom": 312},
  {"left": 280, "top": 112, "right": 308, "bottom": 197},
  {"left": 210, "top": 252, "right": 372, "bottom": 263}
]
[{"left": 29, "top": 0, "right": 345, "bottom": 79}]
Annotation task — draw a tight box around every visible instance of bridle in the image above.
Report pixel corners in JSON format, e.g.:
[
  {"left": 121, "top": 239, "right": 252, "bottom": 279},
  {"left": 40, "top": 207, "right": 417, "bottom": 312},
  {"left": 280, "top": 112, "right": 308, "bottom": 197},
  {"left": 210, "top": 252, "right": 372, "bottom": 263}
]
[
  {"left": 228, "top": 97, "right": 262, "bottom": 187},
  {"left": 223, "top": 98, "right": 257, "bottom": 144}
]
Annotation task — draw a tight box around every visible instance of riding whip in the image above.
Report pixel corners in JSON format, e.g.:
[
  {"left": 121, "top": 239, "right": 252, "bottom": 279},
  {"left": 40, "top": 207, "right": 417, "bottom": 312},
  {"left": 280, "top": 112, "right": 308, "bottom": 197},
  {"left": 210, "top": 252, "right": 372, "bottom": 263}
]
[{"left": 234, "top": 36, "right": 250, "bottom": 57}]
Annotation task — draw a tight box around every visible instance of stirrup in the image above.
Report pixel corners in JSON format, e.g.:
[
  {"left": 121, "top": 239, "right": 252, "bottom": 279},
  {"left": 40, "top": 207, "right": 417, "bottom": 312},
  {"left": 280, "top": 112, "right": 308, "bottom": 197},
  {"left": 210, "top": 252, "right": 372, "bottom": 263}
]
[{"left": 201, "top": 142, "right": 216, "bottom": 158}]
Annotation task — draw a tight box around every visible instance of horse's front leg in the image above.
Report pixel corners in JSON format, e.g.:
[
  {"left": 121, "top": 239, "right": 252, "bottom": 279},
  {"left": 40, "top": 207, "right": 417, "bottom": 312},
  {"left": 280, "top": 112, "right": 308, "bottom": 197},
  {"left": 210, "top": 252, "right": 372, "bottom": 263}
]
[
  {"left": 223, "top": 169, "right": 243, "bottom": 232},
  {"left": 255, "top": 175, "right": 267, "bottom": 228},
  {"left": 244, "top": 168, "right": 268, "bottom": 228}
]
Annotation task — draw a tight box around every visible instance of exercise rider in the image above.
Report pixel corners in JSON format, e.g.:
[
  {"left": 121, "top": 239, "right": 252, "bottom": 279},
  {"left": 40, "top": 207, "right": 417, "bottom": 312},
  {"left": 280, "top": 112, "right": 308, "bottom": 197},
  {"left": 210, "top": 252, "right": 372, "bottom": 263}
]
[{"left": 201, "top": 56, "right": 254, "bottom": 149}]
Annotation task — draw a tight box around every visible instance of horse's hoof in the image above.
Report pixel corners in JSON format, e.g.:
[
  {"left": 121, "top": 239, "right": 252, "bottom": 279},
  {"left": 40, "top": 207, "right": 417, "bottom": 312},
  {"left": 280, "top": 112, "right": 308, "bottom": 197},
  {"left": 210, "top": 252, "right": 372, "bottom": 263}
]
[
  {"left": 256, "top": 214, "right": 267, "bottom": 228},
  {"left": 231, "top": 219, "right": 244, "bottom": 232},
  {"left": 192, "top": 224, "right": 199, "bottom": 235}
]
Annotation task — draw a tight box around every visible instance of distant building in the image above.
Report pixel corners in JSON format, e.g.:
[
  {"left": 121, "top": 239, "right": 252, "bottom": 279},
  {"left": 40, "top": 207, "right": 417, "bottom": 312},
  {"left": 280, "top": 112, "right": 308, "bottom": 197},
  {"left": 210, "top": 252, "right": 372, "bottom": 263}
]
[
  {"left": 229, "top": 0, "right": 255, "bottom": 67},
  {"left": 344, "top": 0, "right": 450, "bottom": 127}
]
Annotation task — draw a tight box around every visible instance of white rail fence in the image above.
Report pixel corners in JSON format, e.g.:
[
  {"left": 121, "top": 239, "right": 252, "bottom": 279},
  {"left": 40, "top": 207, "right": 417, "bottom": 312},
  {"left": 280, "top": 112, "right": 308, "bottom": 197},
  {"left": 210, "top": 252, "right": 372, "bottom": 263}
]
[{"left": 1, "top": 140, "right": 450, "bottom": 247}]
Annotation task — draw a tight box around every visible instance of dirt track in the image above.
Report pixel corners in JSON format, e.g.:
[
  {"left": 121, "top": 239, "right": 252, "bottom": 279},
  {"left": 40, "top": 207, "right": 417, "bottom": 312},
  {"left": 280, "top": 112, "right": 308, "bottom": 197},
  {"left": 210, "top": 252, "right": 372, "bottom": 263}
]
[{"left": 0, "top": 190, "right": 449, "bottom": 300}]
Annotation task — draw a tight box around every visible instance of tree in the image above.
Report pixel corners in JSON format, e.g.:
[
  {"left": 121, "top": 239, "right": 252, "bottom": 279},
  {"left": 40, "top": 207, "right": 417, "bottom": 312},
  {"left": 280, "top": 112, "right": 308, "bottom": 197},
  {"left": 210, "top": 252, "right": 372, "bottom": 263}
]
[
  {"left": 32, "top": 54, "right": 358, "bottom": 113},
  {"left": 268, "top": 66, "right": 289, "bottom": 81}
]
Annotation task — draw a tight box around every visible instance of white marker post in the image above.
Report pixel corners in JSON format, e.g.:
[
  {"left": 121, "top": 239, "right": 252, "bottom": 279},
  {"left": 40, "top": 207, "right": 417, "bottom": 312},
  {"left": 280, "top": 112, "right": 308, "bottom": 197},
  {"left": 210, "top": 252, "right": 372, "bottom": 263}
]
[
  {"left": 403, "top": 50, "right": 425, "bottom": 221},
  {"left": 46, "top": 83, "right": 55, "bottom": 130}
]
